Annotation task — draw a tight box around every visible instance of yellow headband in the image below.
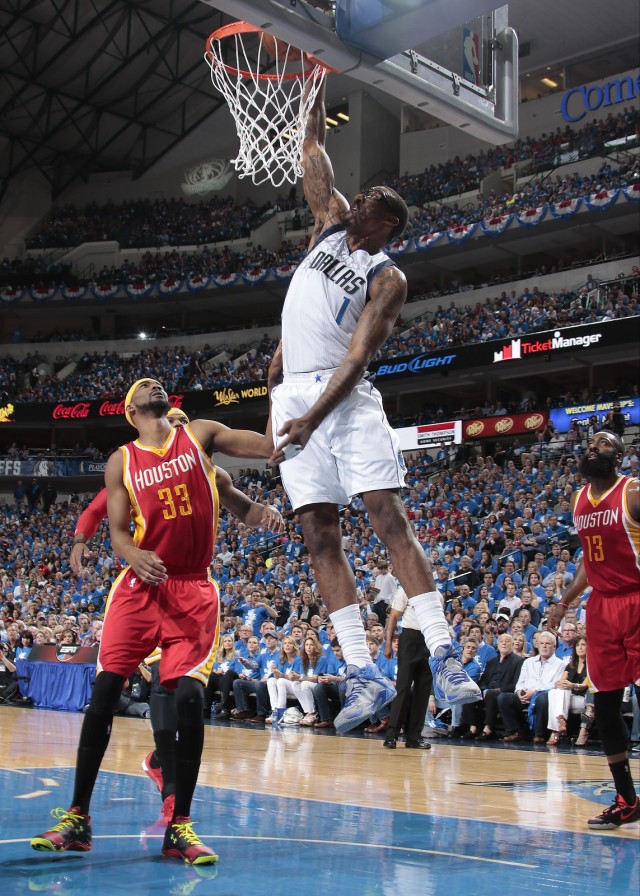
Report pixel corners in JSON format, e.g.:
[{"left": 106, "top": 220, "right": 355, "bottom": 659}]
[{"left": 124, "top": 378, "right": 156, "bottom": 427}]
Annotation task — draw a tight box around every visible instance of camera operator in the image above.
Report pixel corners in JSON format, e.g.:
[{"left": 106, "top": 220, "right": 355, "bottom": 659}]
[{"left": 0, "top": 641, "right": 20, "bottom": 704}]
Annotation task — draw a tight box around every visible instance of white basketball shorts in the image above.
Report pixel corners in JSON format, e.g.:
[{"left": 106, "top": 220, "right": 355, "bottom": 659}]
[{"left": 271, "top": 373, "right": 406, "bottom": 510}]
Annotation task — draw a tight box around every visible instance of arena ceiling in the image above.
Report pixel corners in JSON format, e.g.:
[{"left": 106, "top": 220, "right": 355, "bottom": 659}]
[{"left": 0, "top": 0, "right": 637, "bottom": 198}]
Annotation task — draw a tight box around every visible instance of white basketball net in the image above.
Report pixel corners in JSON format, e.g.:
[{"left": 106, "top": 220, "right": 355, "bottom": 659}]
[{"left": 205, "top": 28, "right": 327, "bottom": 188}]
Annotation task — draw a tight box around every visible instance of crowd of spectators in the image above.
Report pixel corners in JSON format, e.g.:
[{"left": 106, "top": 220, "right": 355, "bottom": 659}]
[
  {"left": 403, "top": 160, "right": 638, "bottom": 238},
  {"left": 389, "top": 108, "right": 638, "bottom": 205},
  {"left": 1, "top": 108, "right": 636, "bottom": 303},
  {"left": 20, "top": 108, "right": 637, "bottom": 255},
  {"left": 1, "top": 333, "right": 279, "bottom": 404},
  {"left": 24, "top": 195, "right": 274, "bottom": 250},
  {"left": 383, "top": 269, "right": 640, "bottom": 358},
  {"left": 1, "top": 266, "right": 638, "bottom": 405},
  {"left": 1, "top": 429, "right": 638, "bottom": 740},
  {"left": 6, "top": 161, "right": 637, "bottom": 295},
  {"left": 0, "top": 238, "right": 309, "bottom": 293}
]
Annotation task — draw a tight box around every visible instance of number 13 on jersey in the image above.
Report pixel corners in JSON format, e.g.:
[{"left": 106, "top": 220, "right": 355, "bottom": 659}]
[{"left": 584, "top": 534, "right": 604, "bottom": 562}]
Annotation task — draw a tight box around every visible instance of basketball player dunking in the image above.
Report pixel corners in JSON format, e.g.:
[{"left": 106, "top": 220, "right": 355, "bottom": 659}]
[
  {"left": 557, "top": 430, "right": 640, "bottom": 829},
  {"left": 32, "top": 378, "right": 275, "bottom": 864},
  {"left": 267, "top": 78, "right": 480, "bottom": 733}
]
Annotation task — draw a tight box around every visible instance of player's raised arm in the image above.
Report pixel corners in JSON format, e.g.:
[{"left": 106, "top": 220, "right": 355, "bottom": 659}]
[
  {"left": 302, "top": 77, "right": 349, "bottom": 246},
  {"left": 189, "top": 419, "right": 272, "bottom": 460}
]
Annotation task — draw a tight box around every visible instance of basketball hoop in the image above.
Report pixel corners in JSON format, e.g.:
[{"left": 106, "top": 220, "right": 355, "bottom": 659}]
[{"left": 204, "top": 21, "right": 328, "bottom": 188}]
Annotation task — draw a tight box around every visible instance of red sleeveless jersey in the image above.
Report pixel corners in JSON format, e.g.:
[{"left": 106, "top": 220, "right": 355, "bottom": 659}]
[
  {"left": 120, "top": 425, "right": 219, "bottom": 575},
  {"left": 574, "top": 475, "right": 640, "bottom": 594}
]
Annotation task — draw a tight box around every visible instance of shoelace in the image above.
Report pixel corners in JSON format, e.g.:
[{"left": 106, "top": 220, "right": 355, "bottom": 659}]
[
  {"left": 437, "top": 656, "right": 469, "bottom": 684},
  {"left": 48, "top": 808, "right": 83, "bottom": 831},
  {"left": 172, "top": 820, "right": 202, "bottom": 845}
]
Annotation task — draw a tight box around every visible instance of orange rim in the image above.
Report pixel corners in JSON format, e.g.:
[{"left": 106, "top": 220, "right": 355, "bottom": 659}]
[{"left": 205, "top": 20, "right": 328, "bottom": 81}]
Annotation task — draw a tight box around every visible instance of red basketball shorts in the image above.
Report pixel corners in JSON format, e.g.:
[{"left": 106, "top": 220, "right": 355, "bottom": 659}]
[
  {"left": 586, "top": 590, "right": 640, "bottom": 692},
  {"left": 98, "top": 567, "right": 220, "bottom": 689}
]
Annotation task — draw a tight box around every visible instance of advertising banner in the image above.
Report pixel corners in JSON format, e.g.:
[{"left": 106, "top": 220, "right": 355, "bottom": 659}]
[
  {"left": 396, "top": 420, "right": 462, "bottom": 451},
  {"left": 0, "top": 384, "right": 269, "bottom": 425},
  {"left": 25, "top": 645, "right": 99, "bottom": 664},
  {"left": 0, "top": 319, "right": 637, "bottom": 425},
  {"left": 462, "top": 411, "right": 548, "bottom": 440},
  {"left": 371, "top": 317, "right": 639, "bottom": 382},
  {"left": 550, "top": 398, "right": 640, "bottom": 433}
]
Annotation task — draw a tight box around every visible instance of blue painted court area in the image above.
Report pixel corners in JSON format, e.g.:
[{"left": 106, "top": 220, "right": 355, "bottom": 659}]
[{"left": 2, "top": 768, "right": 638, "bottom": 896}]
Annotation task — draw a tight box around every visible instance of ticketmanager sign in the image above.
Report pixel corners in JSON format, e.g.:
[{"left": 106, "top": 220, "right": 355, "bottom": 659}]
[{"left": 371, "top": 317, "right": 638, "bottom": 380}]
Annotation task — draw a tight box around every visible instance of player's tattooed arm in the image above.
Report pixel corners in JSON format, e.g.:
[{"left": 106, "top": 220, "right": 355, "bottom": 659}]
[{"left": 302, "top": 77, "right": 348, "bottom": 247}]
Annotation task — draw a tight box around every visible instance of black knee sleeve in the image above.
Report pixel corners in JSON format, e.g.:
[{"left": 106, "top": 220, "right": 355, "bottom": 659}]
[
  {"left": 150, "top": 688, "right": 178, "bottom": 734},
  {"left": 594, "top": 689, "right": 629, "bottom": 756},
  {"left": 89, "top": 671, "right": 126, "bottom": 716},
  {"left": 175, "top": 677, "right": 205, "bottom": 727}
]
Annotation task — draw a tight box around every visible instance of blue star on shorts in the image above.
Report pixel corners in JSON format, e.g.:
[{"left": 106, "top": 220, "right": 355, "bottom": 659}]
[{"left": 315, "top": 374, "right": 322, "bottom": 382}]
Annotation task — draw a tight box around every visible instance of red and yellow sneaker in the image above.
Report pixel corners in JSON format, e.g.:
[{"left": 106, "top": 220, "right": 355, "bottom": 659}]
[
  {"left": 162, "top": 793, "right": 176, "bottom": 825},
  {"left": 142, "top": 751, "right": 164, "bottom": 794},
  {"left": 588, "top": 794, "right": 640, "bottom": 830},
  {"left": 162, "top": 817, "right": 218, "bottom": 865},
  {"left": 30, "top": 807, "right": 92, "bottom": 852}
]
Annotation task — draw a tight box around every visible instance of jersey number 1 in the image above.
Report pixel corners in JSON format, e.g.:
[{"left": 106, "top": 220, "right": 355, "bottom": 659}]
[{"left": 335, "top": 297, "right": 351, "bottom": 326}]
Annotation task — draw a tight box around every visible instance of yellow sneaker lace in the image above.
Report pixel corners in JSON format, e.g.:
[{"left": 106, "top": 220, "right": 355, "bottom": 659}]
[
  {"left": 48, "top": 807, "right": 84, "bottom": 831},
  {"left": 173, "top": 820, "right": 202, "bottom": 846}
]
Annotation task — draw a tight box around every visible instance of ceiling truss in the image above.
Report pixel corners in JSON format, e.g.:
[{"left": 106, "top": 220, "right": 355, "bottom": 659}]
[{"left": 0, "top": 0, "right": 230, "bottom": 195}]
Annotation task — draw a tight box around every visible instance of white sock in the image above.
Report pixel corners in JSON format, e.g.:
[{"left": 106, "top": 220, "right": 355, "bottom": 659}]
[
  {"left": 330, "top": 603, "right": 370, "bottom": 668},
  {"left": 408, "top": 592, "right": 451, "bottom": 656}
]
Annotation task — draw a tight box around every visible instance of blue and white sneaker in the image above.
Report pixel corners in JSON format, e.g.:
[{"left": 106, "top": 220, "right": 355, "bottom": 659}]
[
  {"left": 423, "top": 716, "right": 449, "bottom": 737},
  {"left": 429, "top": 645, "right": 482, "bottom": 706},
  {"left": 334, "top": 663, "right": 396, "bottom": 734}
]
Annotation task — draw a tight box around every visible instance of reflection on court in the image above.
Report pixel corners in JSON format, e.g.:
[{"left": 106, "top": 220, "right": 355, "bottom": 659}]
[{"left": 1, "top": 709, "right": 638, "bottom": 896}]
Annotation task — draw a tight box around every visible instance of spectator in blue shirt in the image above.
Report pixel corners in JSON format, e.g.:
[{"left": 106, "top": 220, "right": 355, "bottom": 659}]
[
  {"left": 545, "top": 515, "right": 569, "bottom": 544},
  {"left": 496, "top": 560, "right": 523, "bottom": 589},
  {"left": 311, "top": 639, "right": 347, "bottom": 728},
  {"left": 232, "top": 589, "right": 278, "bottom": 636},
  {"left": 468, "top": 623, "right": 497, "bottom": 669},
  {"left": 458, "top": 584, "right": 477, "bottom": 612},
  {"left": 231, "top": 631, "right": 278, "bottom": 722},
  {"left": 556, "top": 622, "right": 578, "bottom": 660},
  {"left": 265, "top": 634, "right": 315, "bottom": 725}
]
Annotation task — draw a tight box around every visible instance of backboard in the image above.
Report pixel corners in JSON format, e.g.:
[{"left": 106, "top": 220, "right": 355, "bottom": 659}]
[{"left": 202, "top": 0, "right": 518, "bottom": 143}]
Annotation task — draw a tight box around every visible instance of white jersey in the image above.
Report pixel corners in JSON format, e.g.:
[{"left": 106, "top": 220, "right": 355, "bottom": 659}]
[{"left": 281, "top": 225, "right": 395, "bottom": 374}]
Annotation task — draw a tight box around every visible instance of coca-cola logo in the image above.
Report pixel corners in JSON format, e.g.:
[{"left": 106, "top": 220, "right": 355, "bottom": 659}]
[
  {"left": 52, "top": 402, "right": 90, "bottom": 419},
  {"left": 99, "top": 400, "right": 125, "bottom": 417},
  {"left": 52, "top": 396, "right": 185, "bottom": 421},
  {"left": 525, "top": 413, "right": 545, "bottom": 430},
  {"left": 495, "top": 417, "right": 514, "bottom": 433},
  {"left": 465, "top": 420, "right": 485, "bottom": 437}
]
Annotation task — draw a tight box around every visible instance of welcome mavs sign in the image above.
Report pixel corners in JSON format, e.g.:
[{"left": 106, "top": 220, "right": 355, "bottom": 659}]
[{"left": 560, "top": 73, "right": 639, "bottom": 122}]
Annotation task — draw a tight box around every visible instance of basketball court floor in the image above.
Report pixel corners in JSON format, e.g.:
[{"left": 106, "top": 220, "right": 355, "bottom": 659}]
[{"left": 2, "top": 707, "right": 638, "bottom": 896}]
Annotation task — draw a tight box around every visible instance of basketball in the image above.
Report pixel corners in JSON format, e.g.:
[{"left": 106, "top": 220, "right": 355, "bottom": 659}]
[{"left": 261, "top": 32, "right": 303, "bottom": 63}]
